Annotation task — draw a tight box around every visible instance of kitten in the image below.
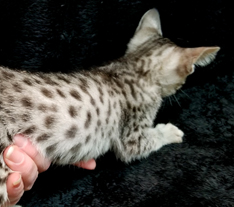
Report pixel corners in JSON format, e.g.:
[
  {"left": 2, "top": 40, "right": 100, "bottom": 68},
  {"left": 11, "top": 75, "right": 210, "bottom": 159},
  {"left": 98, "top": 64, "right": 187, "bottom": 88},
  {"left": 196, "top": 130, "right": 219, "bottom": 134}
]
[{"left": 0, "top": 9, "right": 219, "bottom": 205}]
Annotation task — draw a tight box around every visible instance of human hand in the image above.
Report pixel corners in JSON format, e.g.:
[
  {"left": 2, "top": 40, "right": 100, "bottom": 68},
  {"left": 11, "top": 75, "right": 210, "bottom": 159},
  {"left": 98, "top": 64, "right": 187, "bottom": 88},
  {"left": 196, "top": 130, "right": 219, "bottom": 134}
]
[{"left": 2, "top": 134, "right": 96, "bottom": 207}]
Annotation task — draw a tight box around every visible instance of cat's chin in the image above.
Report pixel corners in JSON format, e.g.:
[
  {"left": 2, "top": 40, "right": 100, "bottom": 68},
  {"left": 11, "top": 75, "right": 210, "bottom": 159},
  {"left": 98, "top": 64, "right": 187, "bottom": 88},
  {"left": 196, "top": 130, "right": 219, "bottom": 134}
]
[{"left": 161, "top": 89, "right": 176, "bottom": 97}]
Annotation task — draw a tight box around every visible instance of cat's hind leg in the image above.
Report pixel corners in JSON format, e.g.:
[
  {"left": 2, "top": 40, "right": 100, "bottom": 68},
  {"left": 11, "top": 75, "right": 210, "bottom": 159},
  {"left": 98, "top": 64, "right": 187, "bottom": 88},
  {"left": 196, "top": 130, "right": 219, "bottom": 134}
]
[{"left": 116, "top": 123, "right": 183, "bottom": 162}]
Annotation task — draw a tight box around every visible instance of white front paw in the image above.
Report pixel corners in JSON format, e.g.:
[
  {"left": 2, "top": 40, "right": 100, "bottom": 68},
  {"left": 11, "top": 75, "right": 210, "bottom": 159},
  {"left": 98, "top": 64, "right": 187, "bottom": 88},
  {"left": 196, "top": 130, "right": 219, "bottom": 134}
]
[{"left": 156, "top": 123, "right": 183, "bottom": 144}]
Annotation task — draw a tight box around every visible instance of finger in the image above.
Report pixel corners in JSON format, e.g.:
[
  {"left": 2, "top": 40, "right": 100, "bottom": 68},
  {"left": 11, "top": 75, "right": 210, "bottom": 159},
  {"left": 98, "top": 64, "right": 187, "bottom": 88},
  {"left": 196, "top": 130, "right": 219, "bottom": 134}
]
[
  {"left": 74, "top": 159, "right": 96, "bottom": 170},
  {"left": 4, "top": 146, "right": 38, "bottom": 191},
  {"left": 5, "top": 172, "right": 24, "bottom": 206},
  {"left": 13, "top": 134, "right": 51, "bottom": 173}
]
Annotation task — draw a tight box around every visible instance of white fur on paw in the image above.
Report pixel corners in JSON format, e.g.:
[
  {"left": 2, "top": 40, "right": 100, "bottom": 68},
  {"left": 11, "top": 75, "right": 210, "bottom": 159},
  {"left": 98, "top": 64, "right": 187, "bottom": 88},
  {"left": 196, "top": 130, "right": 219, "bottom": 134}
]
[{"left": 156, "top": 123, "right": 184, "bottom": 144}]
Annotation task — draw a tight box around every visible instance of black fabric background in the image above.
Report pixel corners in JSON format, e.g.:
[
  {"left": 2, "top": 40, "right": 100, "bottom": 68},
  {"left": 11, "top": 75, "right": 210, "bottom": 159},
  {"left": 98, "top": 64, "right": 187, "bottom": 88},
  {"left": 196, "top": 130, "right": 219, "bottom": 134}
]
[{"left": 0, "top": 0, "right": 233, "bottom": 206}]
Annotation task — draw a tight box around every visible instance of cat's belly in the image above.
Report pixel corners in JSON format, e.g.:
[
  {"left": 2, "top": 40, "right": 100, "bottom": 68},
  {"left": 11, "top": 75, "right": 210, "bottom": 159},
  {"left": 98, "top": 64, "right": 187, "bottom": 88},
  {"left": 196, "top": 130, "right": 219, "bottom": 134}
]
[{"left": 0, "top": 98, "right": 120, "bottom": 165}]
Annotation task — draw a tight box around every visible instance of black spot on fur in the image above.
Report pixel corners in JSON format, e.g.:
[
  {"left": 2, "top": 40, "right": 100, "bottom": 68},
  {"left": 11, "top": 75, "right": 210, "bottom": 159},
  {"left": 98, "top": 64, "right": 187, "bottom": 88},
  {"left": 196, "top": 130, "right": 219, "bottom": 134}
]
[
  {"left": 85, "top": 111, "right": 92, "bottom": 128},
  {"left": 0, "top": 191, "right": 6, "bottom": 204},
  {"left": 65, "top": 125, "right": 78, "bottom": 138},
  {"left": 68, "top": 105, "right": 78, "bottom": 118},
  {"left": 99, "top": 95, "right": 104, "bottom": 104},
  {"left": 98, "top": 87, "right": 104, "bottom": 104},
  {"left": 44, "top": 115, "right": 55, "bottom": 129},
  {"left": 13, "top": 83, "right": 23, "bottom": 93},
  {"left": 22, "top": 125, "right": 36, "bottom": 134},
  {"left": 37, "top": 133, "right": 50, "bottom": 142},
  {"left": 113, "top": 101, "right": 117, "bottom": 109},
  {"left": 56, "top": 89, "right": 66, "bottom": 98},
  {"left": 44, "top": 76, "right": 58, "bottom": 86},
  {"left": 107, "top": 100, "right": 112, "bottom": 116},
  {"left": 90, "top": 96, "right": 96, "bottom": 106},
  {"left": 70, "top": 89, "right": 82, "bottom": 101},
  {"left": 21, "top": 113, "right": 31, "bottom": 122},
  {"left": 70, "top": 143, "right": 82, "bottom": 154},
  {"left": 2, "top": 70, "right": 15, "bottom": 79},
  {"left": 35, "top": 79, "right": 42, "bottom": 84},
  {"left": 96, "top": 107, "right": 100, "bottom": 116},
  {"left": 85, "top": 135, "right": 91, "bottom": 144},
  {"left": 97, "top": 119, "right": 101, "bottom": 127},
  {"left": 46, "top": 144, "right": 57, "bottom": 155},
  {"left": 41, "top": 87, "right": 54, "bottom": 98},
  {"left": 106, "top": 117, "right": 109, "bottom": 124},
  {"left": 79, "top": 83, "right": 89, "bottom": 94},
  {"left": 21, "top": 97, "right": 33, "bottom": 108},
  {"left": 23, "top": 78, "right": 33, "bottom": 86},
  {"left": 57, "top": 75, "right": 70, "bottom": 84},
  {"left": 38, "top": 104, "right": 48, "bottom": 112}
]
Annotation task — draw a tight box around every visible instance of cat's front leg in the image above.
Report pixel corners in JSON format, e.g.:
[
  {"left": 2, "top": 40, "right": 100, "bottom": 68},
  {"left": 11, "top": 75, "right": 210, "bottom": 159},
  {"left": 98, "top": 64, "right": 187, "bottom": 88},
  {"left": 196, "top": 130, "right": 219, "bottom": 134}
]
[
  {"left": 154, "top": 123, "right": 184, "bottom": 145},
  {"left": 116, "top": 123, "right": 183, "bottom": 162}
]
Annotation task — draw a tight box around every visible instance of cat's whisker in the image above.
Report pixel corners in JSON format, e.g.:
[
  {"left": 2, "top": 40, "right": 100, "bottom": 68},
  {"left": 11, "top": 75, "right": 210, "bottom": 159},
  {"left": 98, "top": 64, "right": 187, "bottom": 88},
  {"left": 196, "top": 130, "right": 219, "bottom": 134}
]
[
  {"left": 168, "top": 96, "right": 173, "bottom": 106},
  {"left": 173, "top": 95, "right": 181, "bottom": 107},
  {"left": 180, "top": 89, "right": 190, "bottom": 99}
]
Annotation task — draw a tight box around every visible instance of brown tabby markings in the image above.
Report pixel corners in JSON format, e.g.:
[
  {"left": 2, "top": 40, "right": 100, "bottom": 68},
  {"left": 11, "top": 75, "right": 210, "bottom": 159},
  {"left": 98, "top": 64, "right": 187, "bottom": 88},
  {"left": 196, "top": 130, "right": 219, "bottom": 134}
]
[
  {"left": 44, "top": 76, "right": 58, "bottom": 86},
  {"left": 44, "top": 116, "right": 56, "bottom": 129},
  {"left": 57, "top": 75, "right": 70, "bottom": 84},
  {"left": 98, "top": 87, "right": 104, "bottom": 104},
  {"left": 37, "top": 133, "right": 51, "bottom": 142},
  {"left": 21, "top": 97, "right": 33, "bottom": 108},
  {"left": 85, "top": 135, "right": 91, "bottom": 144},
  {"left": 65, "top": 125, "right": 78, "bottom": 139},
  {"left": 23, "top": 125, "right": 37, "bottom": 135},
  {"left": 96, "top": 108, "right": 100, "bottom": 116},
  {"left": 23, "top": 78, "right": 33, "bottom": 86},
  {"left": 0, "top": 177, "right": 7, "bottom": 186},
  {"left": 12, "top": 83, "right": 23, "bottom": 93},
  {"left": 97, "top": 120, "right": 101, "bottom": 127},
  {"left": 46, "top": 144, "right": 57, "bottom": 155},
  {"left": 56, "top": 88, "right": 66, "bottom": 98},
  {"left": 38, "top": 104, "right": 57, "bottom": 113},
  {"left": 35, "top": 79, "right": 42, "bottom": 85},
  {"left": 105, "top": 117, "right": 109, "bottom": 125},
  {"left": 1, "top": 71, "right": 15, "bottom": 79},
  {"left": 41, "top": 87, "right": 54, "bottom": 98},
  {"left": 21, "top": 113, "right": 31, "bottom": 122},
  {"left": 90, "top": 96, "right": 96, "bottom": 106},
  {"left": 70, "top": 143, "right": 82, "bottom": 154},
  {"left": 107, "top": 100, "right": 112, "bottom": 116},
  {"left": 113, "top": 101, "right": 117, "bottom": 109},
  {"left": 85, "top": 111, "right": 92, "bottom": 128},
  {"left": 38, "top": 104, "right": 48, "bottom": 112},
  {"left": 68, "top": 105, "right": 78, "bottom": 118},
  {"left": 124, "top": 79, "right": 136, "bottom": 100},
  {"left": 70, "top": 89, "right": 82, "bottom": 101}
]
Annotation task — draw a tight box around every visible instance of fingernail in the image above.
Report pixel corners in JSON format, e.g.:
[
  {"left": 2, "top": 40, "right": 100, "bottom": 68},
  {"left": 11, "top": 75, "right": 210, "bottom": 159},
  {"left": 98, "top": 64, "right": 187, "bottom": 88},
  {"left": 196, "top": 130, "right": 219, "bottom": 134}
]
[
  {"left": 13, "top": 174, "right": 22, "bottom": 187},
  {"left": 14, "top": 134, "right": 28, "bottom": 148},
  {"left": 6, "top": 146, "right": 24, "bottom": 164}
]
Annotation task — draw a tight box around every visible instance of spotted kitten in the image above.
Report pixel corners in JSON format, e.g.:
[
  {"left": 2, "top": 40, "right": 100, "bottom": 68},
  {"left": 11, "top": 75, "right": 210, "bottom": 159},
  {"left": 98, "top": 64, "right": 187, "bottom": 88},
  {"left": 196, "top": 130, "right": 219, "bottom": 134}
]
[{"left": 0, "top": 9, "right": 219, "bottom": 205}]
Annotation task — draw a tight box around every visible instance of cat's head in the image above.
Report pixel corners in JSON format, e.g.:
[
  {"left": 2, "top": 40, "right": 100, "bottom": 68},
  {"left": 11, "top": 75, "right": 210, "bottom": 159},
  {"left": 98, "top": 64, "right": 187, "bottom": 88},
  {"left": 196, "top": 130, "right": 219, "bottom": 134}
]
[{"left": 125, "top": 9, "right": 220, "bottom": 97}]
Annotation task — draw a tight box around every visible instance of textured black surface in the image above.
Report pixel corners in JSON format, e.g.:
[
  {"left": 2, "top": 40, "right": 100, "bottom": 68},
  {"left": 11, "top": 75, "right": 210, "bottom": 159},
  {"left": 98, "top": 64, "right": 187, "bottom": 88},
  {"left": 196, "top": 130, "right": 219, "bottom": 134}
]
[{"left": 0, "top": 0, "right": 233, "bottom": 206}]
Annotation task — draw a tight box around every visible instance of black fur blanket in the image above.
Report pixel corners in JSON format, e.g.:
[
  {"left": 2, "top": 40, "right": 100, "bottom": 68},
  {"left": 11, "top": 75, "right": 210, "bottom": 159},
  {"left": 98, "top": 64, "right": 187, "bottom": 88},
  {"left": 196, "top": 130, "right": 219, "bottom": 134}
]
[{"left": 0, "top": 1, "right": 233, "bottom": 206}]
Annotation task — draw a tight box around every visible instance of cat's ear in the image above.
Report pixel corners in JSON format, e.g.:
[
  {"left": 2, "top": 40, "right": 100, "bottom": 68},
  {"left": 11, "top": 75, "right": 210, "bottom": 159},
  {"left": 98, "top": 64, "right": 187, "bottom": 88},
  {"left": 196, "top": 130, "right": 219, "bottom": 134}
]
[
  {"left": 126, "top": 9, "right": 162, "bottom": 54},
  {"left": 135, "top": 8, "right": 162, "bottom": 36},
  {"left": 187, "top": 47, "right": 220, "bottom": 67},
  {"left": 178, "top": 47, "right": 220, "bottom": 77}
]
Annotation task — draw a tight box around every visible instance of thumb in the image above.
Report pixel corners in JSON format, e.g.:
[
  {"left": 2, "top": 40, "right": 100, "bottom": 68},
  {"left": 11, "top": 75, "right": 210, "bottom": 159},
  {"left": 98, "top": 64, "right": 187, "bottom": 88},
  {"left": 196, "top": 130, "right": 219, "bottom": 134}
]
[{"left": 74, "top": 159, "right": 96, "bottom": 170}]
